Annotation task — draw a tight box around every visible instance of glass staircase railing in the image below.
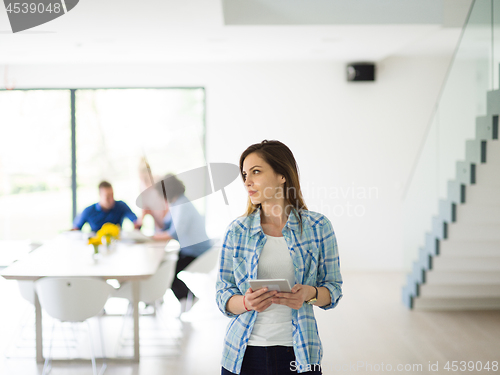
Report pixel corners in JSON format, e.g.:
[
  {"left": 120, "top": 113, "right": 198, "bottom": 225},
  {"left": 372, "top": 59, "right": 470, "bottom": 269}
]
[{"left": 402, "top": 0, "right": 500, "bottom": 307}]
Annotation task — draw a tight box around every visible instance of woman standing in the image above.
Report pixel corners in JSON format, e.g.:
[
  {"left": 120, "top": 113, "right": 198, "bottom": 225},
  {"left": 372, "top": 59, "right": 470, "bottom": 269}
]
[{"left": 216, "top": 140, "right": 343, "bottom": 375}]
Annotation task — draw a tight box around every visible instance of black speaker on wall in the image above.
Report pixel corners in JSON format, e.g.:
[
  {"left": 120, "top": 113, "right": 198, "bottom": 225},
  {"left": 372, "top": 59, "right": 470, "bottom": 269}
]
[{"left": 346, "top": 63, "right": 375, "bottom": 81}]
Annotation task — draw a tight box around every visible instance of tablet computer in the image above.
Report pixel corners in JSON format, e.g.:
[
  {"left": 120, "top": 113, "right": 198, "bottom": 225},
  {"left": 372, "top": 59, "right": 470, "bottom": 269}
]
[{"left": 249, "top": 279, "right": 292, "bottom": 293}]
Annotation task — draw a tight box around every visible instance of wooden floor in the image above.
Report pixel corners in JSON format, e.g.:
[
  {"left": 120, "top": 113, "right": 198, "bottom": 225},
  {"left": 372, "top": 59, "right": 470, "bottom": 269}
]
[{"left": 1, "top": 270, "right": 499, "bottom": 375}]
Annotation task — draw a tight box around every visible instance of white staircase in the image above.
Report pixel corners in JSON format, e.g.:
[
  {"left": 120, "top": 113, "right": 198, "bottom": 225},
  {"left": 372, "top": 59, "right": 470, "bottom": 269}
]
[{"left": 402, "top": 100, "right": 500, "bottom": 310}]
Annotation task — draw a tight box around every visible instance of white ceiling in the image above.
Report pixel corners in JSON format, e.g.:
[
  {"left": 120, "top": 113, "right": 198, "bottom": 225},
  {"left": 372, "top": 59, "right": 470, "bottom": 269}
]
[
  {"left": 0, "top": 0, "right": 472, "bottom": 65},
  {"left": 222, "top": 0, "right": 445, "bottom": 25}
]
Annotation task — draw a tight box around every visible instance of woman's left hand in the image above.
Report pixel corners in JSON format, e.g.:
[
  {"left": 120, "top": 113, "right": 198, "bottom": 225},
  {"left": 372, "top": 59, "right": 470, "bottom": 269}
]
[{"left": 272, "top": 284, "right": 314, "bottom": 310}]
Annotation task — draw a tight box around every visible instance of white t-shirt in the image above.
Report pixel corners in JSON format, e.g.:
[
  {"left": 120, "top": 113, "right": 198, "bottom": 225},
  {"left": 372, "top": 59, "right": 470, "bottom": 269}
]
[{"left": 247, "top": 234, "right": 295, "bottom": 347}]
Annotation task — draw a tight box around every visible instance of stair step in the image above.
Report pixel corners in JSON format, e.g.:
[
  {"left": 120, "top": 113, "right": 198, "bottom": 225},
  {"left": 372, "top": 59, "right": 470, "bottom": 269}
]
[
  {"left": 431, "top": 216, "right": 446, "bottom": 240},
  {"left": 486, "top": 139, "right": 500, "bottom": 162},
  {"left": 455, "top": 161, "right": 474, "bottom": 185},
  {"left": 431, "top": 255, "right": 500, "bottom": 271},
  {"left": 455, "top": 204, "right": 500, "bottom": 223},
  {"left": 463, "top": 185, "right": 500, "bottom": 205},
  {"left": 486, "top": 90, "right": 500, "bottom": 116},
  {"left": 401, "top": 285, "right": 412, "bottom": 308},
  {"left": 447, "top": 223, "right": 500, "bottom": 241},
  {"left": 425, "top": 270, "right": 500, "bottom": 284},
  {"left": 476, "top": 163, "right": 500, "bottom": 186},
  {"left": 413, "top": 297, "right": 500, "bottom": 310},
  {"left": 440, "top": 240, "right": 500, "bottom": 256},
  {"left": 447, "top": 180, "right": 464, "bottom": 204},
  {"left": 465, "top": 139, "right": 485, "bottom": 164},
  {"left": 419, "top": 284, "right": 500, "bottom": 298},
  {"left": 476, "top": 116, "right": 495, "bottom": 140},
  {"left": 487, "top": 90, "right": 500, "bottom": 116},
  {"left": 439, "top": 199, "right": 454, "bottom": 222}
]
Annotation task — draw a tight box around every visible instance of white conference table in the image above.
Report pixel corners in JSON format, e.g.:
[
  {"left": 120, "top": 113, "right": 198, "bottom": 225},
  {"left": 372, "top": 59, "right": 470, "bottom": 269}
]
[{"left": 0, "top": 232, "right": 167, "bottom": 363}]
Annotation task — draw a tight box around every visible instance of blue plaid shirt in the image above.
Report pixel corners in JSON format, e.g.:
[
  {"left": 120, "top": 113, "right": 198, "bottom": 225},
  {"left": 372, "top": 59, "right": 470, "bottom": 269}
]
[{"left": 216, "top": 207, "right": 343, "bottom": 374}]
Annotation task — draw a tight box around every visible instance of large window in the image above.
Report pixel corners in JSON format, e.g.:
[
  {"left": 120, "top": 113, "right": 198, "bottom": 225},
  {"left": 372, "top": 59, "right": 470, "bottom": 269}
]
[
  {"left": 0, "top": 90, "right": 71, "bottom": 241},
  {"left": 0, "top": 88, "right": 206, "bottom": 240}
]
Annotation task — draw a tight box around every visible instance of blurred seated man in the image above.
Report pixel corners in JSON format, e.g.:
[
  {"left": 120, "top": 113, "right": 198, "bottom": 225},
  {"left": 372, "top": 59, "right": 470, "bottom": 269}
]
[
  {"left": 138, "top": 173, "right": 212, "bottom": 303},
  {"left": 73, "top": 181, "right": 141, "bottom": 232}
]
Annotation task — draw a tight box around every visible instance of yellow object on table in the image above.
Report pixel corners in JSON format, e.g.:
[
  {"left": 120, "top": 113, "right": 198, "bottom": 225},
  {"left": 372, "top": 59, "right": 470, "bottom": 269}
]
[
  {"left": 97, "top": 223, "right": 120, "bottom": 246},
  {"left": 88, "top": 236, "right": 102, "bottom": 254}
]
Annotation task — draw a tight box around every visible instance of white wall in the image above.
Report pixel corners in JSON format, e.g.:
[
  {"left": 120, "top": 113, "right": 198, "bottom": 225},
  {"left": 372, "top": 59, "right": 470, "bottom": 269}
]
[{"left": 1, "top": 56, "right": 451, "bottom": 270}]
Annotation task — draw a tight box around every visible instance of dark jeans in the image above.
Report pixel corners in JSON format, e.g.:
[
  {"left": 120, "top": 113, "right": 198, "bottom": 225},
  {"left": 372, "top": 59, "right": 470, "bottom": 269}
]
[
  {"left": 171, "top": 254, "right": 196, "bottom": 300},
  {"left": 221, "top": 346, "right": 322, "bottom": 375}
]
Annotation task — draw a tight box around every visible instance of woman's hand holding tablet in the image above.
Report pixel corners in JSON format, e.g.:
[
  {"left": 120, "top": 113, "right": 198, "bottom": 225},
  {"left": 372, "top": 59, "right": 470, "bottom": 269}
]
[
  {"left": 249, "top": 279, "right": 292, "bottom": 293},
  {"left": 242, "top": 279, "right": 291, "bottom": 313}
]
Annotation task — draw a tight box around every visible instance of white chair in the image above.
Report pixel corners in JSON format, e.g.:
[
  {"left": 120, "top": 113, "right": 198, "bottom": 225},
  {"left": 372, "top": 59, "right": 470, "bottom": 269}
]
[
  {"left": 176, "top": 239, "right": 221, "bottom": 319},
  {"left": 17, "top": 280, "right": 35, "bottom": 305},
  {"left": 5, "top": 281, "right": 79, "bottom": 359},
  {"left": 2, "top": 281, "right": 36, "bottom": 359},
  {"left": 35, "top": 277, "right": 114, "bottom": 375},
  {"left": 113, "top": 241, "right": 180, "bottom": 305},
  {"left": 5, "top": 281, "right": 61, "bottom": 359},
  {"left": 111, "top": 240, "right": 180, "bottom": 355},
  {"left": 178, "top": 239, "right": 220, "bottom": 299},
  {"left": 3, "top": 243, "right": 43, "bottom": 357}
]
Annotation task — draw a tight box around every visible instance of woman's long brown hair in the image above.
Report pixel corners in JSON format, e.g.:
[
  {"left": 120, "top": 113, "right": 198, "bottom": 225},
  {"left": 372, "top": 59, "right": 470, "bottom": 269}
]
[{"left": 239, "top": 140, "right": 308, "bottom": 234}]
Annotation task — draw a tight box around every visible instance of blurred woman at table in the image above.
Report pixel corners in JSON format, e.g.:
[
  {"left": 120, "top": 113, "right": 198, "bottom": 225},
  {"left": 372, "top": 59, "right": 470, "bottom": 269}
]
[{"left": 138, "top": 173, "right": 212, "bottom": 303}]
